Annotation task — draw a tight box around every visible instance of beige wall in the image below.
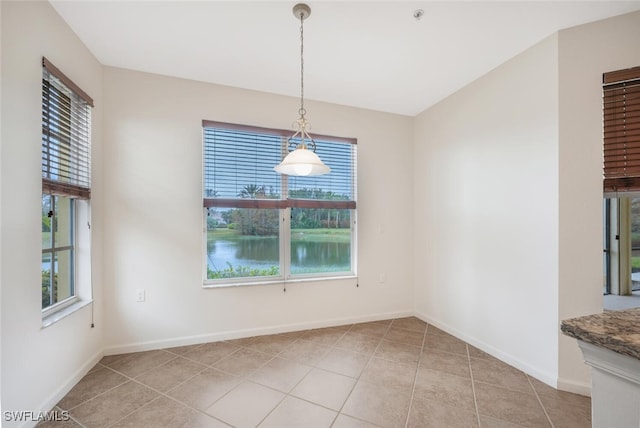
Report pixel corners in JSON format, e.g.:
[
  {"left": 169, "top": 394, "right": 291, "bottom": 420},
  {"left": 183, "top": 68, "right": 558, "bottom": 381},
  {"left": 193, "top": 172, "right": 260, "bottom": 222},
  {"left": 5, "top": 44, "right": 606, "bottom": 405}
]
[
  {"left": 413, "top": 34, "right": 561, "bottom": 386},
  {"left": 413, "top": 9, "right": 640, "bottom": 393},
  {"left": 557, "top": 10, "right": 640, "bottom": 390},
  {"left": 1, "top": 1, "right": 104, "bottom": 424},
  {"left": 101, "top": 68, "right": 415, "bottom": 352},
  {"left": 0, "top": 1, "right": 414, "bottom": 418}
]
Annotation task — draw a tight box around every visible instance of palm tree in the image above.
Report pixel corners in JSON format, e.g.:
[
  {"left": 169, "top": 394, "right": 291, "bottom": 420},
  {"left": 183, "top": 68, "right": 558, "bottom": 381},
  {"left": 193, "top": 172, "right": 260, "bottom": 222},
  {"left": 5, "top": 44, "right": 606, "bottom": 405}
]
[{"left": 238, "top": 184, "right": 265, "bottom": 199}]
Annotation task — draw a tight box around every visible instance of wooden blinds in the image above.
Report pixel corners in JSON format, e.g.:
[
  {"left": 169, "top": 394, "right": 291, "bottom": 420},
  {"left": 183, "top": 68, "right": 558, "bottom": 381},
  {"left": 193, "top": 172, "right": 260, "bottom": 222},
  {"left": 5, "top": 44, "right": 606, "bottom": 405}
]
[
  {"left": 603, "top": 66, "right": 640, "bottom": 193},
  {"left": 42, "top": 57, "right": 93, "bottom": 199}
]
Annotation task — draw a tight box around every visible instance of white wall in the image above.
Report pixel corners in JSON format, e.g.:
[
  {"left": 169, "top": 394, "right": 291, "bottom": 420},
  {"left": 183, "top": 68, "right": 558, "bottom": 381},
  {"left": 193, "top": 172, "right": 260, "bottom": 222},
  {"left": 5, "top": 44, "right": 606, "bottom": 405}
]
[
  {"left": 413, "top": 9, "right": 640, "bottom": 394},
  {"left": 557, "top": 10, "right": 640, "bottom": 391},
  {"left": 0, "top": 1, "right": 104, "bottom": 426},
  {"left": 4, "top": 1, "right": 638, "bottom": 418},
  {"left": 101, "top": 67, "right": 415, "bottom": 352},
  {"left": 413, "top": 34, "right": 561, "bottom": 386}
]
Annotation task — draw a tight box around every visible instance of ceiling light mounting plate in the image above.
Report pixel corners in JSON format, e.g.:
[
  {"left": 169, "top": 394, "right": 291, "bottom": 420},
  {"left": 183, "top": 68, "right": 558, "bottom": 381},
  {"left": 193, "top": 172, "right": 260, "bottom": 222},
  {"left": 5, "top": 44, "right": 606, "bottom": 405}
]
[{"left": 293, "top": 3, "right": 311, "bottom": 20}]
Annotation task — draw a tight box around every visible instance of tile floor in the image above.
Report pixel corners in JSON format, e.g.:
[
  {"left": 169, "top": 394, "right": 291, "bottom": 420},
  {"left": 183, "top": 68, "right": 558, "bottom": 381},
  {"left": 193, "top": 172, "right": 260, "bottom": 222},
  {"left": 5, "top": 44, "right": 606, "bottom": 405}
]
[
  {"left": 39, "top": 317, "right": 591, "bottom": 428},
  {"left": 603, "top": 290, "right": 640, "bottom": 311}
]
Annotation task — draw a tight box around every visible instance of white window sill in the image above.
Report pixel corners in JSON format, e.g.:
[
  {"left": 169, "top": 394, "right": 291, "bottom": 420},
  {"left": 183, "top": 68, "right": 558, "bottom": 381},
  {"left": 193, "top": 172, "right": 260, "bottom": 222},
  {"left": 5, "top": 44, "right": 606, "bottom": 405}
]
[
  {"left": 203, "top": 274, "right": 358, "bottom": 289},
  {"left": 42, "top": 299, "right": 92, "bottom": 328}
]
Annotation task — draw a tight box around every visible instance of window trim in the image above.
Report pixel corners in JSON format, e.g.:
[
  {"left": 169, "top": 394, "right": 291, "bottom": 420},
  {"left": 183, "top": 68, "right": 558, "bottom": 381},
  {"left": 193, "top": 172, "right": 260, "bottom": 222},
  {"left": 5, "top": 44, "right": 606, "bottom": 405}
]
[
  {"left": 202, "top": 207, "right": 358, "bottom": 287},
  {"left": 42, "top": 194, "right": 76, "bottom": 310},
  {"left": 202, "top": 121, "right": 357, "bottom": 286},
  {"left": 43, "top": 57, "right": 93, "bottom": 107},
  {"left": 202, "top": 120, "right": 356, "bottom": 145},
  {"left": 41, "top": 57, "right": 93, "bottom": 319}
]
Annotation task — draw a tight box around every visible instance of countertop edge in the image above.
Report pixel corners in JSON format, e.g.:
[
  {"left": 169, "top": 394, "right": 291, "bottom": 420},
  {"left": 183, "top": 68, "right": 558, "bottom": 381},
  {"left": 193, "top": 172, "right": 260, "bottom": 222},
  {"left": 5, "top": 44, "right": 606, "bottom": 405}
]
[{"left": 561, "top": 308, "right": 640, "bottom": 361}]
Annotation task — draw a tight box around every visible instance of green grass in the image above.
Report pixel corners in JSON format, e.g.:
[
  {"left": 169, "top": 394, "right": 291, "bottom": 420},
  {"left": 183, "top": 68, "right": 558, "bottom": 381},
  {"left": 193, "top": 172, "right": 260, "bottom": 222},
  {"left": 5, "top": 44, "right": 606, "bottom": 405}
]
[
  {"left": 208, "top": 228, "right": 243, "bottom": 239},
  {"left": 291, "top": 228, "right": 350, "bottom": 243},
  {"left": 208, "top": 227, "right": 350, "bottom": 243}
]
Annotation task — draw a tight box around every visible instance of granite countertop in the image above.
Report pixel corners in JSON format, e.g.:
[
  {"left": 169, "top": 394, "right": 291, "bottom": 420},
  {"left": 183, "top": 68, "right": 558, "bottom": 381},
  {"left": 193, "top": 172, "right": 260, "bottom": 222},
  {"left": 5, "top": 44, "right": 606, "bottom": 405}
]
[{"left": 561, "top": 308, "right": 640, "bottom": 360}]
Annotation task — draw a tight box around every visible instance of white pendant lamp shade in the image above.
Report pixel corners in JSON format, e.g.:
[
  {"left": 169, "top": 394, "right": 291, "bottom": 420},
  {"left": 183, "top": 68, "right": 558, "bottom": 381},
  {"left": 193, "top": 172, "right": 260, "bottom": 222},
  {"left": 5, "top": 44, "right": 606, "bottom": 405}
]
[{"left": 274, "top": 144, "right": 331, "bottom": 176}]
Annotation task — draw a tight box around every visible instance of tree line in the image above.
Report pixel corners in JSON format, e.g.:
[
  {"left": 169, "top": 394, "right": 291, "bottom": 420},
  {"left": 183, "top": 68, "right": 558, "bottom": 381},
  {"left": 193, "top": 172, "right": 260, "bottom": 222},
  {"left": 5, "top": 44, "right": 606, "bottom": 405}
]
[{"left": 207, "top": 185, "right": 351, "bottom": 235}]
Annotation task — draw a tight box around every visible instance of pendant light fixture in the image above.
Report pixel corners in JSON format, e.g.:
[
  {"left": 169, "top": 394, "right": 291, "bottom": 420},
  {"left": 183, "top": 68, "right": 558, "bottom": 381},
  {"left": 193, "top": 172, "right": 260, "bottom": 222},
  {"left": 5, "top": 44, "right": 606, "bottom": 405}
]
[{"left": 274, "top": 3, "right": 330, "bottom": 176}]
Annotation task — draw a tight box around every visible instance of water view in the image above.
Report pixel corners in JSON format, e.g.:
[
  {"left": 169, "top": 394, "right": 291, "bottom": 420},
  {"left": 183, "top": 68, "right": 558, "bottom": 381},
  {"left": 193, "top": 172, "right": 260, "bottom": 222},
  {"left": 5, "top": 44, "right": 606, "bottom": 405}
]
[{"left": 206, "top": 228, "right": 351, "bottom": 278}]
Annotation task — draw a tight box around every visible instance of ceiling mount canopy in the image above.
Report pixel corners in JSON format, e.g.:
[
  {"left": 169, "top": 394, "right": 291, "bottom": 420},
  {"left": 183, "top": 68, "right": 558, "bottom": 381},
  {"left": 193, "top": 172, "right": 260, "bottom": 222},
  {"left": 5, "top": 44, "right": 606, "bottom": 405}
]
[{"left": 274, "top": 3, "right": 330, "bottom": 177}]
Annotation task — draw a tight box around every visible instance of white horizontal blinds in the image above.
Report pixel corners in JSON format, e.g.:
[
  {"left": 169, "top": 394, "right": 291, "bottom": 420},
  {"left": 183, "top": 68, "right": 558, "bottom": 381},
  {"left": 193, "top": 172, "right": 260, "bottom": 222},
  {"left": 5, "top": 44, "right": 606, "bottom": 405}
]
[
  {"left": 203, "top": 125, "right": 282, "bottom": 208},
  {"left": 42, "top": 57, "right": 93, "bottom": 199},
  {"left": 603, "top": 66, "right": 640, "bottom": 193},
  {"left": 202, "top": 121, "right": 357, "bottom": 209},
  {"left": 287, "top": 139, "right": 357, "bottom": 209}
]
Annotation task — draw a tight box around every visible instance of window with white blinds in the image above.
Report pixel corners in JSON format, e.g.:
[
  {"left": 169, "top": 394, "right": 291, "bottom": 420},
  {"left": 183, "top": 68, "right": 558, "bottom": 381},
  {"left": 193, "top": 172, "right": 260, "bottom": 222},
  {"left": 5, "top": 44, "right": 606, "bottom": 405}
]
[
  {"left": 203, "top": 125, "right": 283, "bottom": 207},
  {"left": 202, "top": 120, "right": 357, "bottom": 284},
  {"left": 40, "top": 57, "right": 93, "bottom": 317},
  {"left": 42, "top": 57, "right": 93, "bottom": 199}
]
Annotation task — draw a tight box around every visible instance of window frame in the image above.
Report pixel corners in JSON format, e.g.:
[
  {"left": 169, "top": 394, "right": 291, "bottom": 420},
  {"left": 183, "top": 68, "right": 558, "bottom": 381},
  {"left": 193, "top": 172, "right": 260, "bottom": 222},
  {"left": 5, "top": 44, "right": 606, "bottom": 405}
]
[
  {"left": 42, "top": 195, "right": 79, "bottom": 316},
  {"left": 41, "top": 57, "right": 93, "bottom": 320},
  {"left": 202, "top": 121, "right": 357, "bottom": 287}
]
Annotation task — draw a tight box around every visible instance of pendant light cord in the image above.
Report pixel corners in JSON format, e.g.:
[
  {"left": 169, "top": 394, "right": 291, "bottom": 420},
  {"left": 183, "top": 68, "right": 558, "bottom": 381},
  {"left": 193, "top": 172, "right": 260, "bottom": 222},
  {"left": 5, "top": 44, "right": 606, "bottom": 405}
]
[{"left": 299, "top": 11, "right": 306, "bottom": 119}]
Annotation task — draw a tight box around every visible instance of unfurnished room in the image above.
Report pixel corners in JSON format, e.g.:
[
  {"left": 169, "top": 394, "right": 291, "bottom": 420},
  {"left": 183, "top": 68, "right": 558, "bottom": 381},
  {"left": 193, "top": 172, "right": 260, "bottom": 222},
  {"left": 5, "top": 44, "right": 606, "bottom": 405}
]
[{"left": 2, "top": 1, "right": 640, "bottom": 427}]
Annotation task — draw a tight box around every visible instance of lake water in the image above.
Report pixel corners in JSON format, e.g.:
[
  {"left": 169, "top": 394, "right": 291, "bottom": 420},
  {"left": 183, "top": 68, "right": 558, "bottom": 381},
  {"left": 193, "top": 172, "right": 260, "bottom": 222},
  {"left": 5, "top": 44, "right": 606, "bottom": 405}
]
[{"left": 207, "top": 237, "right": 351, "bottom": 274}]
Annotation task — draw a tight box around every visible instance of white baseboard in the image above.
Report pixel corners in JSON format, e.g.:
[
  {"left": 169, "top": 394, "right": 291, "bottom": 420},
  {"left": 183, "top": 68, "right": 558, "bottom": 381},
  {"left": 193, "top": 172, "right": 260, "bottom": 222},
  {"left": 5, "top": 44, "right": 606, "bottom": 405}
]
[
  {"left": 103, "top": 310, "right": 413, "bottom": 356},
  {"left": 33, "top": 349, "right": 103, "bottom": 427},
  {"left": 557, "top": 376, "right": 592, "bottom": 396},
  {"left": 413, "top": 310, "right": 591, "bottom": 397}
]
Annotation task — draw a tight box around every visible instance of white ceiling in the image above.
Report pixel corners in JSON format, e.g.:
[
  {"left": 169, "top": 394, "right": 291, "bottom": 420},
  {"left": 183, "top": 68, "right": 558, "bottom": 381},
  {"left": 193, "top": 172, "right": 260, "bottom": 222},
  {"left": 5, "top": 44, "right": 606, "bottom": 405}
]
[{"left": 50, "top": 1, "right": 640, "bottom": 116}]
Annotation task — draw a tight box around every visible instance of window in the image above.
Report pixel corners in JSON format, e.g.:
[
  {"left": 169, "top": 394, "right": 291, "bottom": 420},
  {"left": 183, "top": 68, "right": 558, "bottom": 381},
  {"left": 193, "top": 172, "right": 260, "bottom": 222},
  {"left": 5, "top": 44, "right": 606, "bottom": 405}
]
[
  {"left": 203, "top": 121, "right": 357, "bottom": 285},
  {"left": 602, "top": 66, "right": 640, "bottom": 298},
  {"left": 42, "top": 195, "right": 75, "bottom": 308},
  {"left": 603, "top": 197, "right": 640, "bottom": 295},
  {"left": 41, "top": 57, "right": 93, "bottom": 315}
]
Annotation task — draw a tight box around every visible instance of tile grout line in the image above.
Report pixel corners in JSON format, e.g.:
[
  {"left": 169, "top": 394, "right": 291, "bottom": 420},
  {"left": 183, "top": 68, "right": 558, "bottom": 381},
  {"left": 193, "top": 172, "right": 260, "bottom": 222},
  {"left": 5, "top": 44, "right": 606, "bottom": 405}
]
[
  {"left": 467, "top": 343, "right": 482, "bottom": 428},
  {"left": 102, "top": 352, "right": 221, "bottom": 427},
  {"left": 403, "top": 323, "right": 428, "bottom": 428},
  {"left": 202, "top": 347, "right": 283, "bottom": 426},
  {"left": 329, "top": 320, "right": 394, "bottom": 427},
  {"left": 53, "top": 404, "right": 88, "bottom": 428},
  {"left": 126, "top": 356, "right": 246, "bottom": 427},
  {"left": 60, "top": 358, "right": 169, "bottom": 428},
  {"left": 292, "top": 327, "right": 353, "bottom": 428},
  {"left": 254, "top": 327, "right": 352, "bottom": 428},
  {"left": 104, "top": 349, "right": 246, "bottom": 427},
  {"left": 102, "top": 379, "right": 168, "bottom": 427},
  {"left": 153, "top": 358, "right": 230, "bottom": 425},
  {"left": 61, "top": 365, "right": 131, "bottom": 413},
  {"left": 526, "top": 375, "right": 555, "bottom": 428},
  {"left": 112, "top": 378, "right": 226, "bottom": 427},
  {"left": 178, "top": 327, "right": 340, "bottom": 426}
]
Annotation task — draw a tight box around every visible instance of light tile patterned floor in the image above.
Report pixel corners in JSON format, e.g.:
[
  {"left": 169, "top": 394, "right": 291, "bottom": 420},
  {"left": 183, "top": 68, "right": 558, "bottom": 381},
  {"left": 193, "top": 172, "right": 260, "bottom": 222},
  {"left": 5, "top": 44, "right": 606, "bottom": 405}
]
[{"left": 38, "top": 317, "right": 591, "bottom": 428}]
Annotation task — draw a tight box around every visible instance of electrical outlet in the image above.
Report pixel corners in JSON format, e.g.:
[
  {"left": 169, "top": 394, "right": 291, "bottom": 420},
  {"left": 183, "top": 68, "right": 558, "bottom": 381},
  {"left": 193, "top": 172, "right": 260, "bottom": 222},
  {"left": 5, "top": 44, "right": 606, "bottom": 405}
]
[{"left": 135, "top": 289, "right": 145, "bottom": 302}]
